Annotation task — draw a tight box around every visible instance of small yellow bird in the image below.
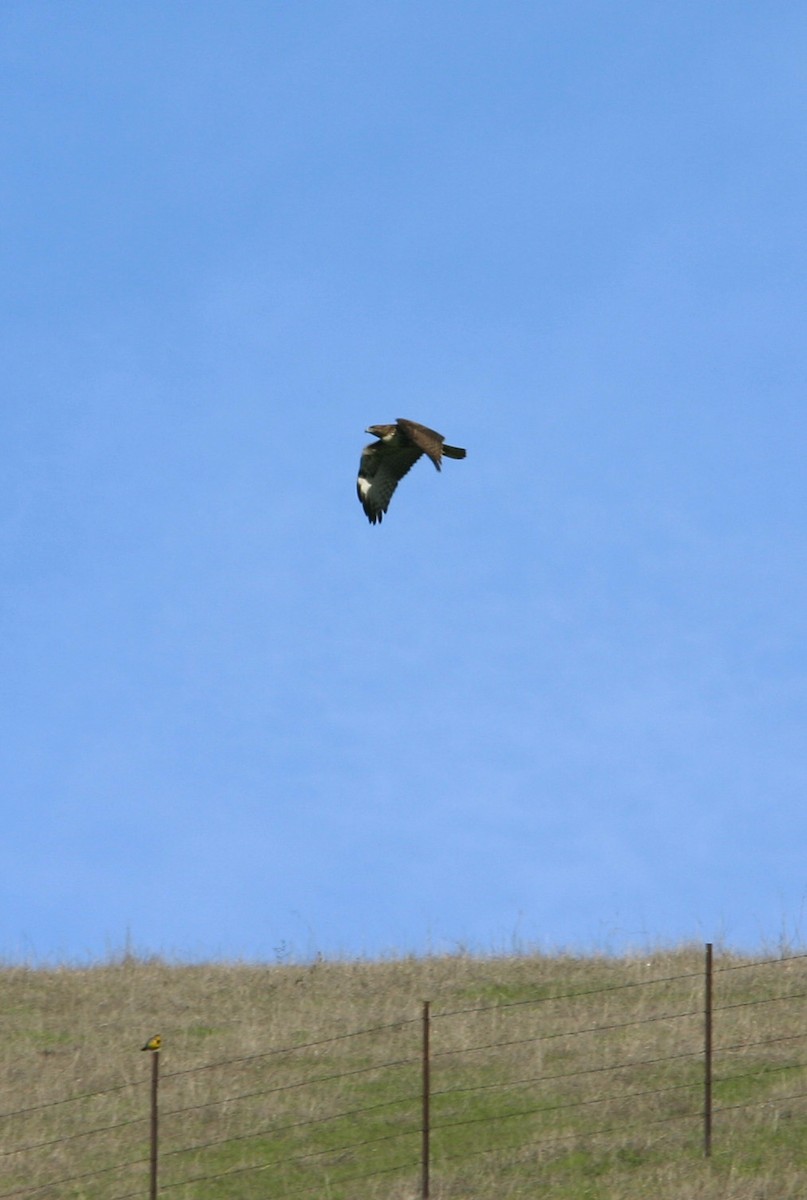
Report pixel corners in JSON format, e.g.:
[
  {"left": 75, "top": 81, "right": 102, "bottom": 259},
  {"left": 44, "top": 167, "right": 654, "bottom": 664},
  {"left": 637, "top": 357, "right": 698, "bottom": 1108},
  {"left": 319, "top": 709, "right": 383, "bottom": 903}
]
[{"left": 141, "top": 1034, "right": 162, "bottom": 1052}]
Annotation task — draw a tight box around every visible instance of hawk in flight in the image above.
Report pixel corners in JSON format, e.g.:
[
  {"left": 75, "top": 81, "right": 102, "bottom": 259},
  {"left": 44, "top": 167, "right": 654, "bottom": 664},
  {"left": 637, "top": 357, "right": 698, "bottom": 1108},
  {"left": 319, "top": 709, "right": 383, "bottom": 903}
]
[{"left": 357, "top": 418, "right": 466, "bottom": 524}]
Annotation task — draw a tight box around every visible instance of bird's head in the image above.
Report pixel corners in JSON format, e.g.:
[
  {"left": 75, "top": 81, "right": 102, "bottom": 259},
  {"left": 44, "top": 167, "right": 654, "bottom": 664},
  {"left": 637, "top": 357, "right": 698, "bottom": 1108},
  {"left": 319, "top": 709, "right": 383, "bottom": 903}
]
[{"left": 366, "top": 423, "right": 396, "bottom": 440}]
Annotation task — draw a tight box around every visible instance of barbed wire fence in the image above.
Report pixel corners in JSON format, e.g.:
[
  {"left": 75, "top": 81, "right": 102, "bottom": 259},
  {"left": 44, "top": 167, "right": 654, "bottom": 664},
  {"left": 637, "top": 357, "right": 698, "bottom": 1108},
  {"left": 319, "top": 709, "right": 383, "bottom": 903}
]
[{"left": 1, "top": 945, "right": 805, "bottom": 1199}]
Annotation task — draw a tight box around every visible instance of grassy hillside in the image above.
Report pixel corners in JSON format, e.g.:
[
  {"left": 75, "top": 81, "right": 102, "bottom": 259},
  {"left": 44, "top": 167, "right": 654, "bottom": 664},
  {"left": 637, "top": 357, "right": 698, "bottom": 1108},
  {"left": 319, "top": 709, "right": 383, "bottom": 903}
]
[{"left": 1, "top": 946, "right": 805, "bottom": 1198}]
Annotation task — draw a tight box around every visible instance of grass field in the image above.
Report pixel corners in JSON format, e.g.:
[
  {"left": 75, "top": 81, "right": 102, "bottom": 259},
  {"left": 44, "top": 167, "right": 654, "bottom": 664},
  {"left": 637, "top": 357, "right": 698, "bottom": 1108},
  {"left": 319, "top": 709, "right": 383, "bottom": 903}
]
[{"left": 1, "top": 945, "right": 805, "bottom": 1198}]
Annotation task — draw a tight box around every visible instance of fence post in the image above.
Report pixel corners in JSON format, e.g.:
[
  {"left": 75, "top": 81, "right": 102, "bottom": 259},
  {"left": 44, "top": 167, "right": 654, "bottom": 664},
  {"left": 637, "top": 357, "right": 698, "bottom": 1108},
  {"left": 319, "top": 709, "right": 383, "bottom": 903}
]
[
  {"left": 704, "top": 942, "right": 713, "bottom": 1158},
  {"left": 421, "top": 1000, "right": 431, "bottom": 1200},
  {"left": 149, "top": 1048, "right": 160, "bottom": 1199}
]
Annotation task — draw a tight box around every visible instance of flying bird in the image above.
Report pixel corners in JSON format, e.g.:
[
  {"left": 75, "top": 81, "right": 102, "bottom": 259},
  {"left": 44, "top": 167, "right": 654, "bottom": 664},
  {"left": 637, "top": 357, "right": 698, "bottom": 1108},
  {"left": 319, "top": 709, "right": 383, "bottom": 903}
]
[{"left": 357, "top": 418, "right": 466, "bottom": 524}]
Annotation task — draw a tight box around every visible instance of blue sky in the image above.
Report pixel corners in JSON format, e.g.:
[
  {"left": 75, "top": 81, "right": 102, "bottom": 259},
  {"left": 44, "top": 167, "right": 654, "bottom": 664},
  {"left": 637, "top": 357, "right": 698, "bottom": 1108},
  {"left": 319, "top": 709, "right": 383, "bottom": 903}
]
[{"left": 2, "top": 3, "right": 805, "bottom": 962}]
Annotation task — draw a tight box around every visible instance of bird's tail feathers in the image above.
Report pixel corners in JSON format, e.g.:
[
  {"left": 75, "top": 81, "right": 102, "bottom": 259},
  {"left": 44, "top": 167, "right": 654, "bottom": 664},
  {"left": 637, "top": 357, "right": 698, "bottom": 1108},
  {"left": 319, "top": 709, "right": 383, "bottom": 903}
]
[{"left": 442, "top": 444, "right": 467, "bottom": 459}]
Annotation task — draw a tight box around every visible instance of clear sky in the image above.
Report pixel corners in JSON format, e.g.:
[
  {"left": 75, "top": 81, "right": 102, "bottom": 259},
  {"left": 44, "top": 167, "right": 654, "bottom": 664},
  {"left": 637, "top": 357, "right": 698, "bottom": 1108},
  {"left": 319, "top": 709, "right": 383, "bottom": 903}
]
[{"left": 2, "top": 3, "right": 805, "bottom": 963}]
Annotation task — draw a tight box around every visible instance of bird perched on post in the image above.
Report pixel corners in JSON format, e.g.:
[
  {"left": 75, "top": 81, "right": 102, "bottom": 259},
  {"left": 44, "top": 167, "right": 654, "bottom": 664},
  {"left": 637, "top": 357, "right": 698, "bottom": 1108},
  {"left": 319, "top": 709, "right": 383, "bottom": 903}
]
[
  {"left": 141, "top": 1034, "right": 162, "bottom": 1052},
  {"left": 356, "top": 418, "right": 466, "bottom": 524}
]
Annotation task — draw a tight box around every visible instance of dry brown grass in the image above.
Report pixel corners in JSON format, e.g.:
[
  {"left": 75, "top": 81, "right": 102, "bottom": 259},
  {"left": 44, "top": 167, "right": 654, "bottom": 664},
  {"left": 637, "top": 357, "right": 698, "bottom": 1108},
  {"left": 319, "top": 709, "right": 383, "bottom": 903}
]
[{"left": 1, "top": 946, "right": 805, "bottom": 1198}]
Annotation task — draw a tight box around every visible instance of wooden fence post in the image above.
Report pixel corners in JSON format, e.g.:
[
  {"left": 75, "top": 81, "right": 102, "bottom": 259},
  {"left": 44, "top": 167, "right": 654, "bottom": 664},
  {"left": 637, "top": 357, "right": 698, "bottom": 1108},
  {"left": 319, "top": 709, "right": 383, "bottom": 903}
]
[
  {"left": 149, "top": 1047, "right": 160, "bottom": 1199},
  {"left": 704, "top": 942, "right": 713, "bottom": 1157},
  {"left": 422, "top": 1000, "right": 431, "bottom": 1199}
]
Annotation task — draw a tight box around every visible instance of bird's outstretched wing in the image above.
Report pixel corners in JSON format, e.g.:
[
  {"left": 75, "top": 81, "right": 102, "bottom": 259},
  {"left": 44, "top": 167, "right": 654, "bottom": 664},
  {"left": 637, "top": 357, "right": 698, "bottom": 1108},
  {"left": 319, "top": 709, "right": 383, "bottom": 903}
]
[
  {"left": 394, "top": 419, "right": 446, "bottom": 469},
  {"left": 396, "top": 419, "right": 467, "bottom": 466},
  {"left": 357, "top": 439, "right": 423, "bottom": 524}
]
